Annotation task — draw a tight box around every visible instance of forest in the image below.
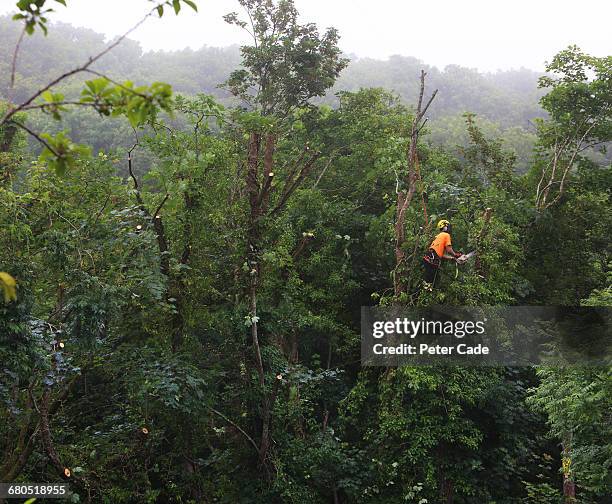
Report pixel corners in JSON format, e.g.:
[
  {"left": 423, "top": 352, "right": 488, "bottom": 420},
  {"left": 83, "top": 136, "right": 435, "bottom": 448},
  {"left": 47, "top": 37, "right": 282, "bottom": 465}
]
[{"left": 0, "top": 1, "right": 610, "bottom": 503}]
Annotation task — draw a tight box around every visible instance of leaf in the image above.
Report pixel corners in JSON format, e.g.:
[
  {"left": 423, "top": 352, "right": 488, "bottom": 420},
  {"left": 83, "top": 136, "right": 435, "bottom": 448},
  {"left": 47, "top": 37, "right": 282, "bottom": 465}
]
[
  {"left": 126, "top": 108, "right": 140, "bottom": 127},
  {"left": 182, "top": 0, "right": 197, "bottom": 11},
  {"left": 157, "top": 5, "right": 164, "bottom": 17},
  {"left": 0, "top": 272, "right": 17, "bottom": 303},
  {"left": 39, "top": 132, "right": 91, "bottom": 175},
  {"left": 54, "top": 0, "right": 67, "bottom": 5},
  {"left": 172, "top": 0, "right": 181, "bottom": 14}
]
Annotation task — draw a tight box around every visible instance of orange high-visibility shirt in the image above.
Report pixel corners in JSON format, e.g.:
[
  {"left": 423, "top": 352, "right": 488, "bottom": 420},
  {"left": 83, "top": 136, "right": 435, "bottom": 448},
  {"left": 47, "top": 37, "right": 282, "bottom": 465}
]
[{"left": 430, "top": 232, "right": 451, "bottom": 258}]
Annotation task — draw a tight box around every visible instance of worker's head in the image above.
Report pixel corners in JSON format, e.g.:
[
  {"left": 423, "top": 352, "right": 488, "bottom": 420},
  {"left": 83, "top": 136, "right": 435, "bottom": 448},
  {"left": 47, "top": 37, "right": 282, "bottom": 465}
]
[{"left": 437, "top": 219, "right": 451, "bottom": 234}]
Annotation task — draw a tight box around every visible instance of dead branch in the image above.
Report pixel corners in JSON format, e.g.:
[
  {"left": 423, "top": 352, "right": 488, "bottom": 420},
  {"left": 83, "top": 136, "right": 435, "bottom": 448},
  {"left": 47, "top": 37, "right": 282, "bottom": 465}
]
[
  {"left": 394, "top": 70, "right": 437, "bottom": 296},
  {"left": 292, "top": 234, "right": 315, "bottom": 260},
  {"left": 247, "top": 132, "right": 262, "bottom": 216},
  {"left": 270, "top": 152, "right": 320, "bottom": 216},
  {"left": 153, "top": 193, "right": 170, "bottom": 219},
  {"left": 9, "top": 26, "right": 26, "bottom": 90},
  {"left": 313, "top": 153, "right": 336, "bottom": 188},
  {"left": 8, "top": 120, "right": 58, "bottom": 156},
  {"left": 536, "top": 122, "right": 597, "bottom": 210},
  {"left": 206, "top": 406, "right": 259, "bottom": 454}
]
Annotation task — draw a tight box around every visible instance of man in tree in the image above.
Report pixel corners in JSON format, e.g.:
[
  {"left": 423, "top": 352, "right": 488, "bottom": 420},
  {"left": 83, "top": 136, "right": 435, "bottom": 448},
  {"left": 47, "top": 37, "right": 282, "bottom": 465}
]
[{"left": 422, "top": 219, "right": 462, "bottom": 290}]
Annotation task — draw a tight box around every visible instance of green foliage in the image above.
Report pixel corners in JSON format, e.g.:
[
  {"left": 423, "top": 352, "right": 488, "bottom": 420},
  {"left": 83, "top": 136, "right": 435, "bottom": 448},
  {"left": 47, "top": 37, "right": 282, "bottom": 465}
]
[
  {"left": 461, "top": 112, "right": 516, "bottom": 189},
  {"left": 80, "top": 78, "right": 173, "bottom": 127},
  {"left": 523, "top": 163, "right": 611, "bottom": 304},
  {"left": 0, "top": 10, "right": 609, "bottom": 503},
  {"left": 38, "top": 130, "right": 90, "bottom": 175},
  {"left": 532, "top": 46, "right": 612, "bottom": 210},
  {"left": 30, "top": 78, "right": 174, "bottom": 174},
  {"left": 4, "top": 1, "right": 193, "bottom": 176},
  {"left": 157, "top": 0, "right": 199, "bottom": 17},
  {"left": 13, "top": 0, "right": 67, "bottom": 35},
  {"left": 529, "top": 367, "right": 612, "bottom": 498},
  {"left": 521, "top": 481, "right": 561, "bottom": 504},
  {"left": 339, "top": 367, "right": 550, "bottom": 503},
  {"left": 539, "top": 46, "right": 612, "bottom": 143},
  {"left": 223, "top": 0, "right": 348, "bottom": 116}
]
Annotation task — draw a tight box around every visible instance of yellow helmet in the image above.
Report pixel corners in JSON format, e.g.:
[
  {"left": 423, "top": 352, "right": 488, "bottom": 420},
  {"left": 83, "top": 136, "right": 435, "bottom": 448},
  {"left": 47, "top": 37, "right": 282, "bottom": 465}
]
[{"left": 436, "top": 219, "right": 450, "bottom": 231}]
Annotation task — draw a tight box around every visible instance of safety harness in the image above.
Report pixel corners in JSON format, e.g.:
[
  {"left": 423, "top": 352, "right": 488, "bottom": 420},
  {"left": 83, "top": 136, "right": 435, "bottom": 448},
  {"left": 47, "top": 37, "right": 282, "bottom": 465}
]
[{"left": 423, "top": 248, "right": 441, "bottom": 267}]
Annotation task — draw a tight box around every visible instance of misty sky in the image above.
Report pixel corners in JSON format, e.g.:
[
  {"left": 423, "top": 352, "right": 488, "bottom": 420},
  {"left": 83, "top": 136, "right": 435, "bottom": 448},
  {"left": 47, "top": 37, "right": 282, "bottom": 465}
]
[{"left": 1, "top": 0, "right": 610, "bottom": 72}]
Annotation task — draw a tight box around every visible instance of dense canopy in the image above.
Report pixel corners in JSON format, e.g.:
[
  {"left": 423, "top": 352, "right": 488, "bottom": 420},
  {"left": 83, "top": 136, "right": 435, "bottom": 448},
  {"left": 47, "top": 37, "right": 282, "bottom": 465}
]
[{"left": 0, "top": 1, "right": 610, "bottom": 503}]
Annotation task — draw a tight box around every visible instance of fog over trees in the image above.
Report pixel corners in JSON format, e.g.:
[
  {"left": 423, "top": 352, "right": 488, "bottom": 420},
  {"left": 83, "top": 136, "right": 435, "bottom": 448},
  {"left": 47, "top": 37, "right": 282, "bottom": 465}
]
[{"left": 0, "top": 15, "right": 548, "bottom": 170}]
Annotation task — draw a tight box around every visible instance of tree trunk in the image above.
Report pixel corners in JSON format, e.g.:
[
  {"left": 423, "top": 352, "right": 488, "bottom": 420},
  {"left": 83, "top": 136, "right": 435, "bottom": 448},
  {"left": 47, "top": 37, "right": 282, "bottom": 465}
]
[
  {"left": 242, "top": 130, "right": 318, "bottom": 467},
  {"left": 244, "top": 132, "right": 272, "bottom": 467},
  {"left": 393, "top": 71, "right": 437, "bottom": 297},
  {"left": 442, "top": 478, "right": 454, "bottom": 504},
  {"left": 562, "top": 433, "right": 576, "bottom": 503}
]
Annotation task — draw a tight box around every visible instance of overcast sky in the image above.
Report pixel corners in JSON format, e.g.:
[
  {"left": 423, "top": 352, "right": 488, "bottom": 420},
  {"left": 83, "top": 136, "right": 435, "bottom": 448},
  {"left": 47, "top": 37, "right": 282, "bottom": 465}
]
[{"left": 1, "top": 0, "right": 610, "bottom": 72}]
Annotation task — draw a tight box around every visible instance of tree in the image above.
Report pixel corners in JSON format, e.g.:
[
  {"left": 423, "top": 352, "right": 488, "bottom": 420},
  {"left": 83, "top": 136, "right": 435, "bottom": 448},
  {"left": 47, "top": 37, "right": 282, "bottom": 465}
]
[
  {"left": 530, "top": 365, "right": 611, "bottom": 502},
  {"left": 223, "top": 0, "right": 347, "bottom": 117},
  {"left": 220, "top": 0, "right": 348, "bottom": 470},
  {"left": 534, "top": 46, "right": 611, "bottom": 211}
]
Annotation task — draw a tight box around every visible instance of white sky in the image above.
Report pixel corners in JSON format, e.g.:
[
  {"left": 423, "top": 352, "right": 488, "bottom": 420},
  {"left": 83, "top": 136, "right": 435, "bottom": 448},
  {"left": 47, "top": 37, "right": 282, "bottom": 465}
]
[{"left": 1, "top": 0, "right": 610, "bottom": 72}]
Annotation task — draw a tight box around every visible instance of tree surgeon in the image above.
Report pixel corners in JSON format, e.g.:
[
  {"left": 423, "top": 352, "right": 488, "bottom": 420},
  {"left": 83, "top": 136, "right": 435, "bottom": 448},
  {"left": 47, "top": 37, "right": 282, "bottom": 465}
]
[{"left": 422, "top": 219, "right": 462, "bottom": 290}]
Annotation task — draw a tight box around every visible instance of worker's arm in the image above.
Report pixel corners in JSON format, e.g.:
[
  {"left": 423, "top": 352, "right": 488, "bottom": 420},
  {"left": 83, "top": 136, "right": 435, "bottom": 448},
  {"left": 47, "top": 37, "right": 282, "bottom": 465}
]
[{"left": 443, "top": 244, "right": 462, "bottom": 260}]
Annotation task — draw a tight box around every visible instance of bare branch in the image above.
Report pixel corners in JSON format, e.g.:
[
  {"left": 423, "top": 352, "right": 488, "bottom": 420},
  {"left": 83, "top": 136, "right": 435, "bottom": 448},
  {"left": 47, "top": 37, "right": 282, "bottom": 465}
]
[
  {"left": 153, "top": 193, "right": 170, "bottom": 219},
  {"left": 9, "top": 27, "right": 26, "bottom": 90},
  {"left": 416, "top": 117, "right": 429, "bottom": 136},
  {"left": 313, "top": 153, "right": 336, "bottom": 188},
  {"left": 128, "top": 141, "right": 141, "bottom": 193},
  {"left": 9, "top": 120, "right": 58, "bottom": 156},
  {"left": 537, "top": 121, "right": 597, "bottom": 210},
  {"left": 206, "top": 406, "right": 259, "bottom": 454},
  {"left": 394, "top": 69, "right": 437, "bottom": 296},
  {"left": 271, "top": 152, "right": 321, "bottom": 215},
  {"left": 416, "top": 70, "right": 426, "bottom": 115},
  {"left": 20, "top": 101, "right": 96, "bottom": 112},
  {"left": 292, "top": 234, "right": 314, "bottom": 260},
  {"left": 90, "top": 193, "right": 111, "bottom": 228},
  {"left": 258, "top": 134, "right": 276, "bottom": 212},
  {"left": 243, "top": 5, "right": 259, "bottom": 49},
  {"left": 246, "top": 132, "right": 262, "bottom": 215},
  {"left": 279, "top": 146, "right": 309, "bottom": 199},
  {"left": 417, "top": 89, "right": 438, "bottom": 123}
]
